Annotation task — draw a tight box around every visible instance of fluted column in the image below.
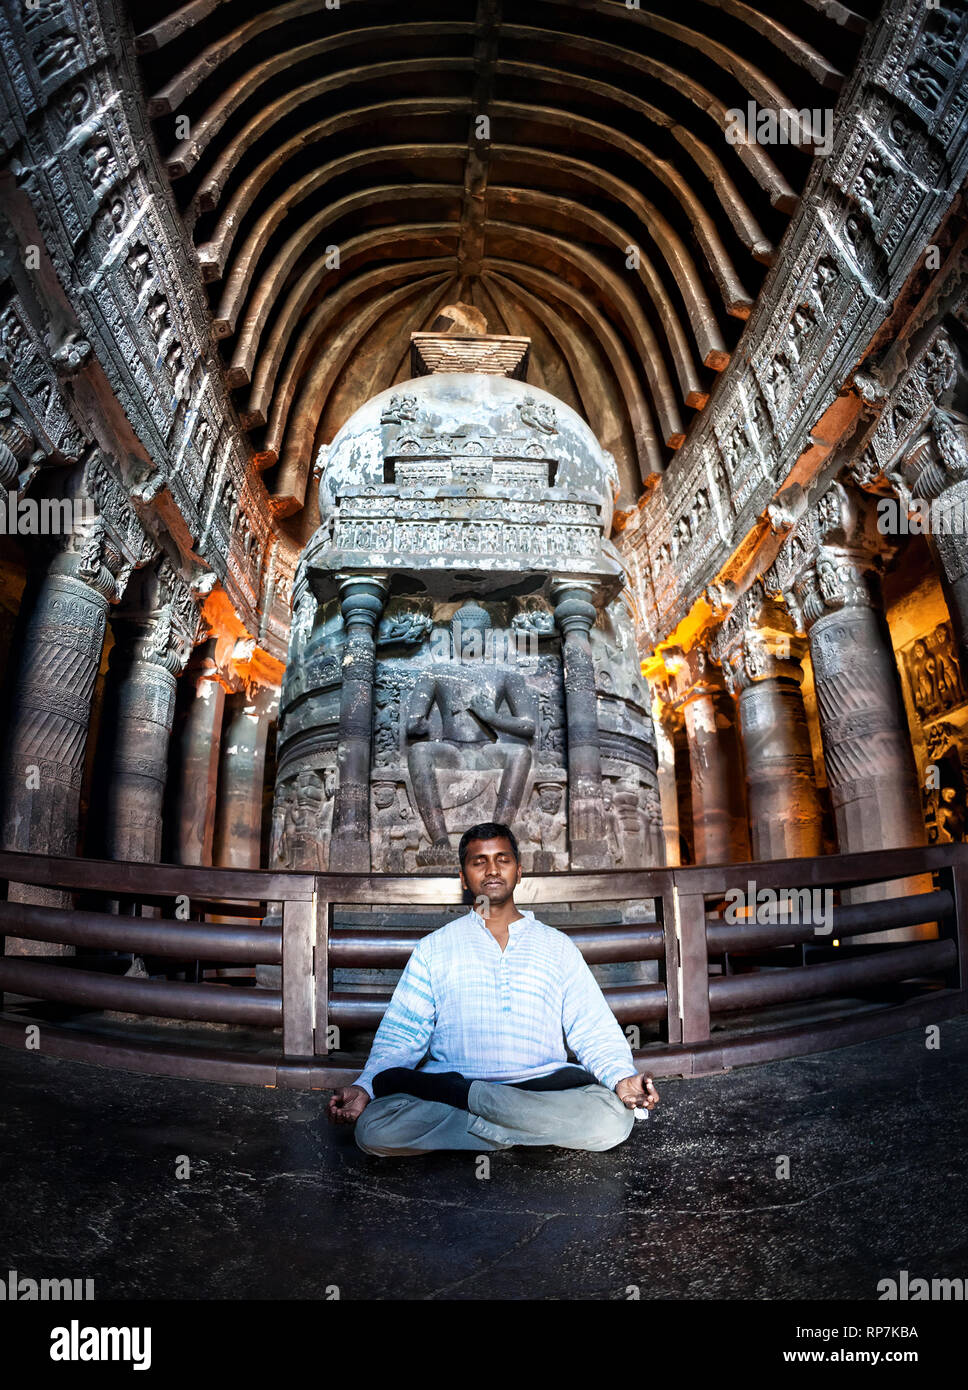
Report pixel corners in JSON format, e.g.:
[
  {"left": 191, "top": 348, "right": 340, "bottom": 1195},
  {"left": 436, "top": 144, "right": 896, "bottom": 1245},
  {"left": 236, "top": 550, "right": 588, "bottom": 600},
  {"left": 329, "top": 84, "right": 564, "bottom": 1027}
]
[
  {"left": 552, "top": 581, "right": 608, "bottom": 868},
  {"left": 776, "top": 481, "right": 932, "bottom": 942},
  {"left": 214, "top": 684, "right": 279, "bottom": 870},
  {"left": 901, "top": 408, "right": 968, "bottom": 670},
  {"left": 102, "top": 606, "right": 185, "bottom": 864},
  {"left": 0, "top": 546, "right": 115, "bottom": 952},
  {"left": 793, "top": 549, "right": 925, "bottom": 856},
  {"left": 172, "top": 647, "right": 226, "bottom": 866},
  {"left": 668, "top": 648, "right": 750, "bottom": 865},
  {"left": 652, "top": 704, "right": 682, "bottom": 866},
  {"left": 328, "top": 574, "right": 388, "bottom": 873},
  {"left": 715, "top": 589, "right": 822, "bottom": 861}
]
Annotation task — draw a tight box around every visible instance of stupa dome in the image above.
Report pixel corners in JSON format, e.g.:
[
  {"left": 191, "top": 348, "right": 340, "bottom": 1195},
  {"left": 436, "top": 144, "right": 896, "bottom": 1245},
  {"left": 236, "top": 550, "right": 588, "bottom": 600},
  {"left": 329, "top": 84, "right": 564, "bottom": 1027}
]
[{"left": 318, "top": 371, "right": 619, "bottom": 536}]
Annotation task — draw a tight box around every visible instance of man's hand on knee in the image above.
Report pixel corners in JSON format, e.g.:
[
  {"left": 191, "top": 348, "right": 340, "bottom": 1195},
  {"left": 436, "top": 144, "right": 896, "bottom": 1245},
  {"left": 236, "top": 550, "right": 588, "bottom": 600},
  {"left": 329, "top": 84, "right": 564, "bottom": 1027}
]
[
  {"left": 614, "top": 1074, "right": 659, "bottom": 1111},
  {"left": 327, "top": 1085, "right": 370, "bottom": 1125}
]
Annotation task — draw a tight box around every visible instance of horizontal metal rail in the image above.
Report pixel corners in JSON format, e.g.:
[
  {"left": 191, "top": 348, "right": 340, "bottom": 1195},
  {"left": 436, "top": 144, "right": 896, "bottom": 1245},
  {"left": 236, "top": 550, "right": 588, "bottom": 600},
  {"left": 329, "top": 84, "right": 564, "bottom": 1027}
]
[
  {"left": 706, "top": 889, "right": 953, "bottom": 954},
  {"left": 0, "top": 902, "right": 282, "bottom": 963},
  {"left": 0, "top": 843, "right": 965, "bottom": 1086},
  {"left": 329, "top": 923, "right": 664, "bottom": 967},
  {"left": 328, "top": 980, "right": 668, "bottom": 1029},
  {"left": 708, "top": 940, "right": 957, "bottom": 1012},
  {"left": 0, "top": 957, "right": 282, "bottom": 1025}
]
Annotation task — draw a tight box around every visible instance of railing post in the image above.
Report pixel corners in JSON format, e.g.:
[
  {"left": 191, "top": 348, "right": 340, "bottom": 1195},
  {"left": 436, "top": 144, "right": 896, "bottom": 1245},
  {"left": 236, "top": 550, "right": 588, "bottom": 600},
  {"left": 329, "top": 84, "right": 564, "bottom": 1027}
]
[
  {"left": 658, "top": 883, "right": 682, "bottom": 1046},
  {"left": 945, "top": 845, "right": 968, "bottom": 995},
  {"left": 281, "top": 894, "right": 315, "bottom": 1057},
  {"left": 672, "top": 883, "right": 712, "bottom": 1045},
  {"left": 314, "top": 891, "right": 330, "bottom": 1055}
]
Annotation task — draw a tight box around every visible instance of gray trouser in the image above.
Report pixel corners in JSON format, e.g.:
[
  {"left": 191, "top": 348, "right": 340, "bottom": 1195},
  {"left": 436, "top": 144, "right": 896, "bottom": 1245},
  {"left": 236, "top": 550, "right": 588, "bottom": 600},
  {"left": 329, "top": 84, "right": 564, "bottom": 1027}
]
[{"left": 354, "top": 1078, "right": 635, "bottom": 1156}]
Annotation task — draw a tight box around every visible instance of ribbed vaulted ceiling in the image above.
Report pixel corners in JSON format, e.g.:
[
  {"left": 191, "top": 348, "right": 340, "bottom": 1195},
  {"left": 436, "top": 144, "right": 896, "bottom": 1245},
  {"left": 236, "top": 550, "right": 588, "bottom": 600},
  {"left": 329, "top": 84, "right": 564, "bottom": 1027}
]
[{"left": 129, "top": 0, "right": 875, "bottom": 537}]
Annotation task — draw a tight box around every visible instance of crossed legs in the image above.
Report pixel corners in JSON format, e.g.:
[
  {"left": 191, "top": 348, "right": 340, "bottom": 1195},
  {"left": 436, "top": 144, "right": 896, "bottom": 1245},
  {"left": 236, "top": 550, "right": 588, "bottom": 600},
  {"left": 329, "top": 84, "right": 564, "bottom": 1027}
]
[{"left": 354, "top": 1074, "right": 635, "bottom": 1156}]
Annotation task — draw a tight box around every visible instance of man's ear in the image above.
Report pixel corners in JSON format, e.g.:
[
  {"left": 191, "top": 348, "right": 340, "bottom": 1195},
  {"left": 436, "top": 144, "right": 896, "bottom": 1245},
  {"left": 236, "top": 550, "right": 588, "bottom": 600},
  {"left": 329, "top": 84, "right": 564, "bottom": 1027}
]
[{"left": 459, "top": 870, "right": 468, "bottom": 891}]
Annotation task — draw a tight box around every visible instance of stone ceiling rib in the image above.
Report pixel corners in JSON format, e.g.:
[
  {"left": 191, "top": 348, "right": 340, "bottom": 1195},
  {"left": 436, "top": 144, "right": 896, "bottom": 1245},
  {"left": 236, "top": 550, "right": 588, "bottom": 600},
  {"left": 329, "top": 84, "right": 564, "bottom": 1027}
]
[{"left": 127, "top": 0, "right": 866, "bottom": 519}]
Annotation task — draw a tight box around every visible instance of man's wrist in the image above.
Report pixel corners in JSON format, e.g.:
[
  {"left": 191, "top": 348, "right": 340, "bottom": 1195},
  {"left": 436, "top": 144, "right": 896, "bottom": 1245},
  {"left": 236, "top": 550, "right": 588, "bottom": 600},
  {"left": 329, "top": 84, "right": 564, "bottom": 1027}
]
[{"left": 604, "top": 1067, "right": 638, "bottom": 1091}]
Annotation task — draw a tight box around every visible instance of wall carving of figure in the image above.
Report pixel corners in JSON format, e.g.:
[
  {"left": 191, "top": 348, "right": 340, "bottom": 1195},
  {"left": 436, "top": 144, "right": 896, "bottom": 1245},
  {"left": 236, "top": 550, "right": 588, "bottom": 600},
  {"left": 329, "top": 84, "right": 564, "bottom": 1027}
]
[
  {"left": 904, "top": 622, "right": 967, "bottom": 723},
  {"left": 404, "top": 600, "right": 536, "bottom": 866},
  {"left": 279, "top": 767, "right": 336, "bottom": 870},
  {"left": 371, "top": 781, "right": 422, "bottom": 871},
  {"left": 524, "top": 781, "right": 567, "bottom": 872},
  {"left": 602, "top": 783, "right": 625, "bottom": 865}
]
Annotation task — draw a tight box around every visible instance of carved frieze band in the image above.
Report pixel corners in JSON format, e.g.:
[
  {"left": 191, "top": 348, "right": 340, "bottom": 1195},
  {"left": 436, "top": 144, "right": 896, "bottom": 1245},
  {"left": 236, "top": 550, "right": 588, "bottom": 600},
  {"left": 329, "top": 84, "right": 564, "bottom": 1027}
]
[{"left": 619, "top": 0, "right": 968, "bottom": 650}]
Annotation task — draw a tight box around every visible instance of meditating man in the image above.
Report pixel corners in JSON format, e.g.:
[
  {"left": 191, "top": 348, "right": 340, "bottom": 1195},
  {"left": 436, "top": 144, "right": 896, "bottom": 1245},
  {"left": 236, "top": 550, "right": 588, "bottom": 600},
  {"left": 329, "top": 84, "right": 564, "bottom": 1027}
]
[{"left": 327, "top": 821, "right": 659, "bottom": 1156}]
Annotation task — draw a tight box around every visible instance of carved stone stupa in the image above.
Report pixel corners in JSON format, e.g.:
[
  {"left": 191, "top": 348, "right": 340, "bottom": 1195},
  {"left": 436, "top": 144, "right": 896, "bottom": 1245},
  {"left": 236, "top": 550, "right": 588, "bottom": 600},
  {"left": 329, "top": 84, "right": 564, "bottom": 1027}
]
[{"left": 270, "top": 312, "right": 663, "bottom": 876}]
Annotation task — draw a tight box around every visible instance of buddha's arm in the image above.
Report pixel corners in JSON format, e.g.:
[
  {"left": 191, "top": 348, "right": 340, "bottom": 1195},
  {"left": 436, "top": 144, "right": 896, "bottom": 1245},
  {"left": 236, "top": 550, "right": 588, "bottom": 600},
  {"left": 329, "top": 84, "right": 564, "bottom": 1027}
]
[
  {"left": 471, "top": 673, "right": 536, "bottom": 738},
  {"left": 406, "top": 673, "right": 436, "bottom": 737}
]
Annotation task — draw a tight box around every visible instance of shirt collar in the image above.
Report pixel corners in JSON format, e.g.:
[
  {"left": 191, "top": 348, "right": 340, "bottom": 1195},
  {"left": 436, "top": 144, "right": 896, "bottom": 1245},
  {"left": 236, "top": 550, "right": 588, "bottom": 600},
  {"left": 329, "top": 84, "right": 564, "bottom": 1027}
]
[{"left": 468, "top": 907, "right": 535, "bottom": 932}]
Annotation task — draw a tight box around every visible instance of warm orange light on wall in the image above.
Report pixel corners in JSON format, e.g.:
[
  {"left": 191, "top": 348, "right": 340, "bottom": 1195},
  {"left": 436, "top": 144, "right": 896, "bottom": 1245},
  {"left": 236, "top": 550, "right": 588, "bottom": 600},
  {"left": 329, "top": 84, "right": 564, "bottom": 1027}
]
[{"left": 200, "top": 586, "right": 285, "bottom": 692}]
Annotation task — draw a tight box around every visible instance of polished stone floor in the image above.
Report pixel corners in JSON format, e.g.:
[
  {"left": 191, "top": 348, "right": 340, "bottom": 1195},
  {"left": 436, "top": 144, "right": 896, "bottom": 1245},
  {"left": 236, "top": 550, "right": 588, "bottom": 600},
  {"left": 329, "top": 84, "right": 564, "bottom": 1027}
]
[{"left": 1, "top": 1018, "right": 967, "bottom": 1301}]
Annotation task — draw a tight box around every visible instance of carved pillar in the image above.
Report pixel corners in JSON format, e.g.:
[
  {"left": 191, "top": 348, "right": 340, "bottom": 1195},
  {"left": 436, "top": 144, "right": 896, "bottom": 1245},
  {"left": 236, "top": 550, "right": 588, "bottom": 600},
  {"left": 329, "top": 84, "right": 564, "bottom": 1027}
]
[
  {"left": 172, "top": 647, "right": 226, "bottom": 866},
  {"left": 668, "top": 649, "right": 750, "bottom": 865},
  {"left": 0, "top": 545, "right": 115, "bottom": 953},
  {"left": 716, "top": 590, "right": 821, "bottom": 861},
  {"left": 552, "top": 582, "right": 608, "bottom": 868},
  {"left": 214, "top": 684, "right": 279, "bottom": 870},
  {"left": 652, "top": 703, "right": 682, "bottom": 867},
  {"left": 901, "top": 408, "right": 968, "bottom": 670},
  {"left": 328, "top": 574, "right": 388, "bottom": 873},
  {"left": 773, "top": 483, "right": 933, "bottom": 941},
  {"left": 793, "top": 549, "right": 926, "bottom": 856},
  {"left": 102, "top": 605, "right": 185, "bottom": 864}
]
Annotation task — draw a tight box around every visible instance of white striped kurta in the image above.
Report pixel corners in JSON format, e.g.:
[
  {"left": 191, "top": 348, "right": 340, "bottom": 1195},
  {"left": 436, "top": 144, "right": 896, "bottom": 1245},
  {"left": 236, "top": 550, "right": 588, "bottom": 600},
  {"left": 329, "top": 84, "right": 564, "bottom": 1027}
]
[{"left": 354, "top": 909, "right": 637, "bottom": 1098}]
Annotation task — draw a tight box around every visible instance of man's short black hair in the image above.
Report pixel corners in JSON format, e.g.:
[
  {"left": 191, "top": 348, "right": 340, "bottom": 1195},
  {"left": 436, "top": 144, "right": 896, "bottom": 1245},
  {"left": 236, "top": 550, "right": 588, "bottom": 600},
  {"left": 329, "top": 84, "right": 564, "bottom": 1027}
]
[{"left": 458, "top": 822, "right": 520, "bottom": 873}]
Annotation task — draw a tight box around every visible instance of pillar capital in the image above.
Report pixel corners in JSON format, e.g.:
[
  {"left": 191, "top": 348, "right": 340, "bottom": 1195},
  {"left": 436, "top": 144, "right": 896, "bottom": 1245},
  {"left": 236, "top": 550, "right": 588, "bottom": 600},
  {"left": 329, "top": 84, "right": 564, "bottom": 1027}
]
[
  {"left": 790, "top": 545, "right": 881, "bottom": 631},
  {"left": 334, "top": 572, "right": 388, "bottom": 630},
  {"left": 551, "top": 580, "right": 599, "bottom": 636},
  {"left": 328, "top": 574, "right": 388, "bottom": 872},
  {"left": 551, "top": 579, "right": 608, "bottom": 866},
  {"left": 658, "top": 644, "right": 730, "bottom": 708},
  {"left": 111, "top": 602, "right": 192, "bottom": 676},
  {"left": 709, "top": 584, "right": 805, "bottom": 692},
  {"left": 901, "top": 405, "right": 968, "bottom": 497},
  {"left": 772, "top": 479, "right": 889, "bottom": 617}
]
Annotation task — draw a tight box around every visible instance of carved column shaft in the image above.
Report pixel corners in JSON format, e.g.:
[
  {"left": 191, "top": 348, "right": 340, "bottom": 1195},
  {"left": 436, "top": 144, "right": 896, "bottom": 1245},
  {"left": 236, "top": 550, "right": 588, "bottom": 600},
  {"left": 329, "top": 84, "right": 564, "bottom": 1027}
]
[
  {"left": 737, "top": 677, "right": 821, "bottom": 860},
  {"left": 173, "top": 658, "right": 226, "bottom": 866},
  {"left": 103, "top": 623, "right": 180, "bottom": 864},
  {"left": 797, "top": 553, "right": 932, "bottom": 940},
  {"left": 775, "top": 483, "right": 932, "bottom": 941},
  {"left": 553, "top": 584, "right": 607, "bottom": 868},
  {"left": 681, "top": 687, "right": 750, "bottom": 865},
  {"left": 804, "top": 580, "right": 926, "bottom": 854},
  {"left": 716, "top": 592, "right": 822, "bottom": 861},
  {"left": 329, "top": 575, "right": 388, "bottom": 873},
  {"left": 0, "top": 551, "right": 112, "bottom": 953},
  {"left": 902, "top": 411, "right": 968, "bottom": 672},
  {"left": 213, "top": 685, "right": 279, "bottom": 871}
]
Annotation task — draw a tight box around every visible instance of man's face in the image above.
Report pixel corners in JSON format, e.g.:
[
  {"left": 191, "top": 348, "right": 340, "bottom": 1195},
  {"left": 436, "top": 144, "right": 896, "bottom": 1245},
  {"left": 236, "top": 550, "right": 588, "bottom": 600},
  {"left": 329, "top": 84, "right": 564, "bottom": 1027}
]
[{"left": 460, "top": 836, "right": 521, "bottom": 909}]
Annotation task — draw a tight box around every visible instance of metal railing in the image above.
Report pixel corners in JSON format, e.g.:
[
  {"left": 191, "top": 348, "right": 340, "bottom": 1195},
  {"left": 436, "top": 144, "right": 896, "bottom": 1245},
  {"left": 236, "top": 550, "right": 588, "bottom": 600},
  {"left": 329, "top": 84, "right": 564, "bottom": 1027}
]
[{"left": 1, "top": 843, "right": 966, "bottom": 1087}]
